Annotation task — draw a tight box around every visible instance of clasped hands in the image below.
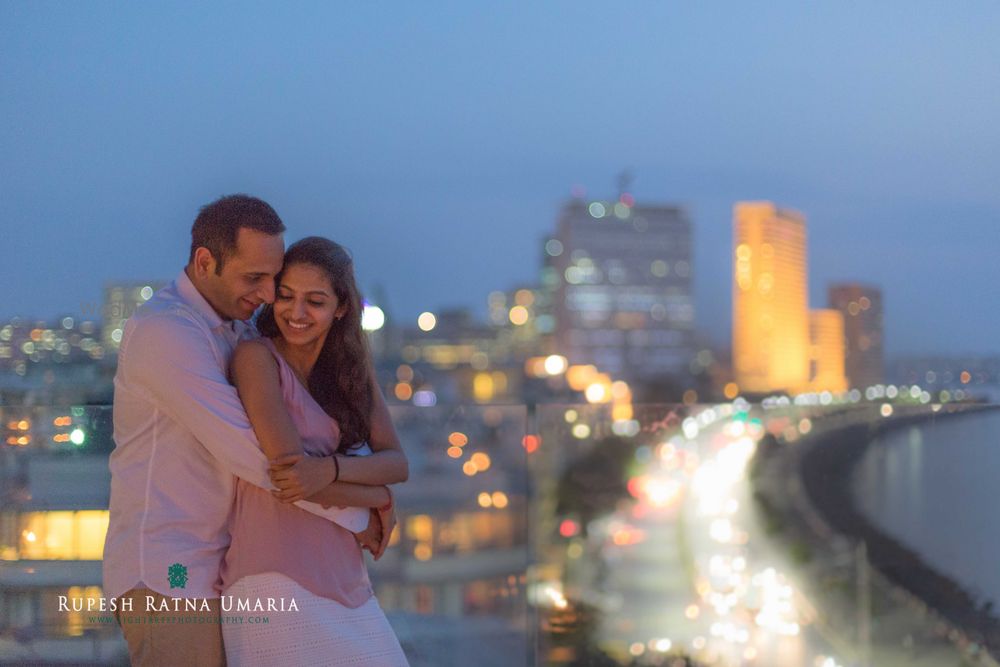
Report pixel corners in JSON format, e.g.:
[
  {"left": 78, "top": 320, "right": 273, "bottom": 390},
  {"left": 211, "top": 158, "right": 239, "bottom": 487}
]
[
  {"left": 269, "top": 453, "right": 336, "bottom": 503},
  {"left": 268, "top": 454, "right": 396, "bottom": 560}
]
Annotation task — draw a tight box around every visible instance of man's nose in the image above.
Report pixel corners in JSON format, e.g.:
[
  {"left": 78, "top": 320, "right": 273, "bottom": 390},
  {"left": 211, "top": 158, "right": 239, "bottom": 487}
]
[{"left": 257, "top": 280, "right": 276, "bottom": 304}]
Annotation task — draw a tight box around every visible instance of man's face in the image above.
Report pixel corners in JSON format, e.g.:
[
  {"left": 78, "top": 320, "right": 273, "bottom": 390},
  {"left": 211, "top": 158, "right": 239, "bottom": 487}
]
[{"left": 198, "top": 228, "right": 285, "bottom": 321}]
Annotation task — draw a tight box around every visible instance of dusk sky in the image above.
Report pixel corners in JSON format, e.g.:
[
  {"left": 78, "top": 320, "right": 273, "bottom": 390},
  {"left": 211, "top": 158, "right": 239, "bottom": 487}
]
[{"left": 3, "top": 3, "right": 999, "bottom": 357}]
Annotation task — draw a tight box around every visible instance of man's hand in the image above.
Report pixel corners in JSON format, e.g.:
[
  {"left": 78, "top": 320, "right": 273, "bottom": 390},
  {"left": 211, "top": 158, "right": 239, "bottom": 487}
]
[
  {"left": 353, "top": 510, "right": 383, "bottom": 554},
  {"left": 269, "top": 454, "right": 337, "bottom": 503},
  {"left": 372, "top": 502, "right": 397, "bottom": 561}
]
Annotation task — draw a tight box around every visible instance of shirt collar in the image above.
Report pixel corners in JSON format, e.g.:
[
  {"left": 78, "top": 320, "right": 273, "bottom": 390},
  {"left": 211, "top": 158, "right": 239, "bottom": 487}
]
[{"left": 175, "top": 268, "right": 227, "bottom": 331}]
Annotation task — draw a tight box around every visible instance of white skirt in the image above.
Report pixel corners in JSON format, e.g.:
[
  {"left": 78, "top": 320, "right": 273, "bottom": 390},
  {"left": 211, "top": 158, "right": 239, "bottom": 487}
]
[{"left": 222, "top": 572, "right": 410, "bottom": 667}]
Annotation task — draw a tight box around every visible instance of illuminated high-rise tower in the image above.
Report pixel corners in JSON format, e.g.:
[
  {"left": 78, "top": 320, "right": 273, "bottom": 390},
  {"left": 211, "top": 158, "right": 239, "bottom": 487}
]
[
  {"left": 732, "top": 202, "right": 810, "bottom": 394},
  {"left": 828, "top": 284, "right": 884, "bottom": 390},
  {"left": 551, "top": 197, "right": 695, "bottom": 382},
  {"left": 809, "top": 308, "right": 848, "bottom": 393}
]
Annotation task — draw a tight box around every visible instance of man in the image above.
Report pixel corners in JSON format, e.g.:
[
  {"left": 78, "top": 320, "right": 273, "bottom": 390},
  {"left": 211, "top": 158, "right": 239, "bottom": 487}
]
[{"left": 103, "top": 195, "right": 388, "bottom": 666}]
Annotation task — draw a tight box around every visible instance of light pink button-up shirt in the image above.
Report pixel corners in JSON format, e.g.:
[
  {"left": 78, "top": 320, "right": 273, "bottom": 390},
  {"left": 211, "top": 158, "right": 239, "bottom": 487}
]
[{"left": 103, "top": 269, "right": 367, "bottom": 600}]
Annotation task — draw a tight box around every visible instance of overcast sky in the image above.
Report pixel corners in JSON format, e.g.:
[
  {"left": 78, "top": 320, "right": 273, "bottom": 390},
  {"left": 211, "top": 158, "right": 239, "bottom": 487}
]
[{"left": 3, "top": 2, "right": 999, "bottom": 356}]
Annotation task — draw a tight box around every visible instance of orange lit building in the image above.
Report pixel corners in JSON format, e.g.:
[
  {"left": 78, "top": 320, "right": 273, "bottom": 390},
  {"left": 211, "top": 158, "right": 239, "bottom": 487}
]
[
  {"left": 808, "top": 308, "right": 848, "bottom": 393},
  {"left": 732, "top": 202, "right": 810, "bottom": 394}
]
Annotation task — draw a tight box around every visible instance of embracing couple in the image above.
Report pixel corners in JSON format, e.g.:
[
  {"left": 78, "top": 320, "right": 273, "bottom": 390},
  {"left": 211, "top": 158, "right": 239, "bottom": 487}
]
[{"left": 102, "top": 195, "right": 410, "bottom": 666}]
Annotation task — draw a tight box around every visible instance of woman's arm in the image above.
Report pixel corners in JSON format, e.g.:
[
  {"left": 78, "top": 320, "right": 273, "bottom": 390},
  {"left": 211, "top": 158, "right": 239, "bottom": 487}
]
[
  {"left": 230, "top": 340, "right": 336, "bottom": 497},
  {"left": 329, "top": 378, "right": 409, "bottom": 486},
  {"left": 230, "top": 340, "right": 300, "bottom": 461}
]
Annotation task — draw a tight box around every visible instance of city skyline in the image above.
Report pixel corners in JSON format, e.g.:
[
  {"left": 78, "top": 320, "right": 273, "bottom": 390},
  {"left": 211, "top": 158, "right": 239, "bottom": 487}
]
[
  {"left": 4, "top": 3, "right": 1000, "bottom": 356},
  {"left": 0, "top": 190, "right": 991, "bottom": 366}
]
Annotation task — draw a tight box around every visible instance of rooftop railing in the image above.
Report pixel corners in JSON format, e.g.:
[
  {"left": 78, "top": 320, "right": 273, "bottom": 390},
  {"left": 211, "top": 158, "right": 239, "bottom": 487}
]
[{"left": 1, "top": 400, "right": 999, "bottom": 666}]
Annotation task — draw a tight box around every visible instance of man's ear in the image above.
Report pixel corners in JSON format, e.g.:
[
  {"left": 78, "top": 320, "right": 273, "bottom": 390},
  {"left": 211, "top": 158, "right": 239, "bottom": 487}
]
[{"left": 191, "top": 247, "right": 217, "bottom": 278}]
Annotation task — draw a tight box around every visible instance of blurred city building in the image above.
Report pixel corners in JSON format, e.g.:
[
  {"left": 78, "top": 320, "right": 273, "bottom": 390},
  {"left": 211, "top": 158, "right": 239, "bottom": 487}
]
[
  {"left": 487, "top": 285, "right": 554, "bottom": 360},
  {"left": 401, "top": 309, "right": 510, "bottom": 371},
  {"left": 0, "top": 406, "right": 120, "bottom": 663},
  {"left": 0, "top": 318, "right": 112, "bottom": 405},
  {"left": 100, "top": 281, "right": 164, "bottom": 354},
  {"left": 382, "top": 308, "right": 525, "bottom": 405},
  {"left": 732, "top": 202, "right": 810, "bottom": 394},
  {"left": 0, "top": 318, "right": 103, "bottom": 372},
  {"left": 808, "top": 308, "right": 848, "bottom": 393},
  {"left": 828, "top": 284, "right": 885, "bottom": 390},
  {"left": 549, "top": 197, "right": 695, "bottom": 386}
]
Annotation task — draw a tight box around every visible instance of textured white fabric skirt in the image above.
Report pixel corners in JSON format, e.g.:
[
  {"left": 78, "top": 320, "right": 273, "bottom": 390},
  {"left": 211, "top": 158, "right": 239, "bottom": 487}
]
[{"left": 222, "top": 572, "right": 410, "bottom": 667}]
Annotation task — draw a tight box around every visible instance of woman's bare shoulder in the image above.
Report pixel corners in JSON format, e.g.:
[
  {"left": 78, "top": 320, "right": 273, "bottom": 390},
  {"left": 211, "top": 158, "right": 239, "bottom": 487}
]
[{"left": 231, "top": 339, "right": 279, "bottom": 378}]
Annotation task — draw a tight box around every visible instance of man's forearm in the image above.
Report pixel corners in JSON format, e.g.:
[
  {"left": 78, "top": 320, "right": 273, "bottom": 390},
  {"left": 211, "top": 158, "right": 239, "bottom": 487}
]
[{"left": 306, "top": 482, "right": 391, "bottom": 509}]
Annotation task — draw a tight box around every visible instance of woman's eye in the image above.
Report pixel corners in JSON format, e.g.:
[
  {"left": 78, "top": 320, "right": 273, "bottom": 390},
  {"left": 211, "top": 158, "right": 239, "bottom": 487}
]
[
  {"left": 309, "top": 301, "right": 324, "bottom": 307},
  {"left": 276, "top": 294, "right": 291, "bottom": 301}
]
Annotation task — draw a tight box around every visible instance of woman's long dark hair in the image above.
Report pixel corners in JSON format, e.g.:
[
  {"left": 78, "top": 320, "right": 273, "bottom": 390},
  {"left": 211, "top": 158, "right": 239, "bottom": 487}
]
[{"left": 256, "top": 237, "right": 373, "bottom": 452}]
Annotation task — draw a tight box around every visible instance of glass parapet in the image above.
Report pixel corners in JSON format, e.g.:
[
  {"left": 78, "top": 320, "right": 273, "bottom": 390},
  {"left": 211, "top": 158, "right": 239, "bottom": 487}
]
[
  {"left": 0, "top": 404, "right": 530, "bottom": 667},
  {"left": 5, "top": 400, "right": 1000, "bottom": 666},
  {"left": 369, "top": 405, "right": 530, "bottom": 667},
  {"left": 533, "top": 401, "right": 1000, "bottom": 667}
]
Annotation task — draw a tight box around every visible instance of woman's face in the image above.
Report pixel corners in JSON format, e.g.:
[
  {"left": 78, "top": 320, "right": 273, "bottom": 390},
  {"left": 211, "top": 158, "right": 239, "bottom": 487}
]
[{"left": 272, "top": 262, "right": 345, "bottom": 347}]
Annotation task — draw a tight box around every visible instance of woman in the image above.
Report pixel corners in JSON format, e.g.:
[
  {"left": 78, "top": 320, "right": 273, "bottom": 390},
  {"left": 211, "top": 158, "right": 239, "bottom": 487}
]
[{"left": 220, "top": 237, "right": 410, "bottom": 666}]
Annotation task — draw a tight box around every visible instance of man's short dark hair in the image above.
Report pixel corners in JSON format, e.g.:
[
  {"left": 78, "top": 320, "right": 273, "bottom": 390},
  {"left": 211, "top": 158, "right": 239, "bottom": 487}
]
[{"left": 189, "top": 194, "right": 286, "bottom": 274}]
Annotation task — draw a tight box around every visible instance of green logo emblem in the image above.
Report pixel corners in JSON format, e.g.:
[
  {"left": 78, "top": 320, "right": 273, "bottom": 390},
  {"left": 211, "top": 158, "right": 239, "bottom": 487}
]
[{"left": 168, "top": 563, "right": 188, "bottom": 589}]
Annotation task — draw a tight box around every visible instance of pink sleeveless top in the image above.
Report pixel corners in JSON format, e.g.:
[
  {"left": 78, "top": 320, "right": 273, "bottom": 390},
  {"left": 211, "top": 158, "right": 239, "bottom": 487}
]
[{"left": 219, "top": 337, "right": 373, "bottom": 607}]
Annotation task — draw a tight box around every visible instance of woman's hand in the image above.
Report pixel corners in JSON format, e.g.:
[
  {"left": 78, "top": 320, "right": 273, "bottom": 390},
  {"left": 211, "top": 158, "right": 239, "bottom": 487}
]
[
  {"left": 372, "top": 492, "right": 397, "bottom": 560},
  {"left": 269, "top": 454, "right": 338, "bottom": 503},
  {"left": 353, "top": 510, "right": 383, "bottom": 554}
]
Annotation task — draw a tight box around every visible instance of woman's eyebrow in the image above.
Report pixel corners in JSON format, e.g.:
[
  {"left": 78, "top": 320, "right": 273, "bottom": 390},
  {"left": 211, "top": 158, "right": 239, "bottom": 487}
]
[{"left": 278, "top": 284, "right": 331, "bottom": 297}]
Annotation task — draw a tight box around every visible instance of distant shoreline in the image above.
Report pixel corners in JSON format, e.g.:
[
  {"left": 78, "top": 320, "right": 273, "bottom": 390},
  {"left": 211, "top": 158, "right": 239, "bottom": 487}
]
[{"left": 798, "top": 405, "right": 1000, "bottom": 658}]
